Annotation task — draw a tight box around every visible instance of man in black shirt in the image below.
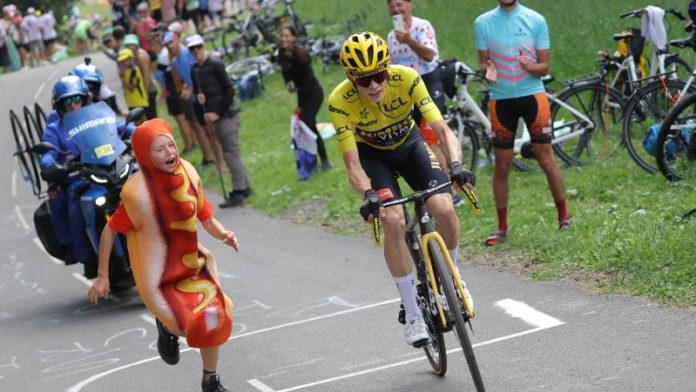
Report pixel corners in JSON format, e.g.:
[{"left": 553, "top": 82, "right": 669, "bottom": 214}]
[{"left": 189, "top": 34, "right": 252, "bottom": 208}]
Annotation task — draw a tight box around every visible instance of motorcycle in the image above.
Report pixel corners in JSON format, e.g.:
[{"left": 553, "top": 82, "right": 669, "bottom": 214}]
[{"left": 11, "top": 102, "right": 144, "bottom": 292}]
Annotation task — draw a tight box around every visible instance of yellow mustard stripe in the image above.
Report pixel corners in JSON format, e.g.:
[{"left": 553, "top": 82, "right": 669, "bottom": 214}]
[
  {"left": 169, "top": 166, "right": 197, "bottom": 232},
  {"left": 182, "top": 251, "right": 205, "bottom": 269},
  {"left": 176, "top": 278, "right": 218, "bottom": 314}
]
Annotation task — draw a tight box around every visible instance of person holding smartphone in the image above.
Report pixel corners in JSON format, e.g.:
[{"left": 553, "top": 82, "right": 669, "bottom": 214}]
[{"left": 386, "top": 0, "right": 462, "bottom": 205}]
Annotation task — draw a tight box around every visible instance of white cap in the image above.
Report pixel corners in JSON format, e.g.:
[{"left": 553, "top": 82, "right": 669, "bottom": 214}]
[
  {"left": 168, "top": 21, "right": 183, "bottom": 34},
  {"left": 186, "top": 34, "right": 205, "bottom": 48}
]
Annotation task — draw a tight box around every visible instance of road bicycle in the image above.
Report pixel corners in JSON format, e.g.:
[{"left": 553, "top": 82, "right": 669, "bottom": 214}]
[
  {"left": 620, "top": 33, "right": 696, "bottom": 172},
  {"left": 370, "top": 181, "right": 484, "bottom": 391},
  {"left": 444, "top": 61, "right": 624, "bottom": 172},
  {"left": 654, "top": 90, "right": 696, "bottom": 182},
  {"left": 599, "top": 7, "right": 693, "bottom": 100}
]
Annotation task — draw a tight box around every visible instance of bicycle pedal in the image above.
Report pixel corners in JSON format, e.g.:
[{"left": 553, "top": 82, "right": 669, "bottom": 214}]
[{"left": 412, "top": 337, "right": 430, "bottom": 348}]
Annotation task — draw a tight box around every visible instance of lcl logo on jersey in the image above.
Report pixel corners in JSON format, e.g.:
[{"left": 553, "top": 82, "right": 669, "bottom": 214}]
[{"left": 382, "top": 97, "right": 408, "bottom": 113}]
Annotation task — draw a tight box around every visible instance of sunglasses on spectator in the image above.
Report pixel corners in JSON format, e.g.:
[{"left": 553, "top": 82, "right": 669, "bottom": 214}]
[
  {"left": 353, "top": 69, "right": 389, "bottom": 88},
  {"left": 189, "top": 44, "right": 204, "bottom": 52},
  {"left": 61, "top": 95, "right": 82, "bottom": 108}
]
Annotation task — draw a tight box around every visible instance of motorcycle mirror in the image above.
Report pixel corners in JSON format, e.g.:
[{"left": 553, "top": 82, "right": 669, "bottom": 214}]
[
  {"left": 31, "top": 142, "right": 57, "bottom": 155},
  {"left": 126, "top": 107, "right": 146, "bottom": 125}
]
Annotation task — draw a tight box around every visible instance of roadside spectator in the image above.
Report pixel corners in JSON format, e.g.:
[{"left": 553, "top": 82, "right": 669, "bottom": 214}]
[
  {"left": 149, "top": 0, "right": 163, "bottom": 22},
  {"left": 134, "top": 2, "right": 156, "bottom": 51},
  {"left": 38, "top": 7, "right": 57, "bottom": 63},
  {"left": 110, "top": 0, "right": 131, "bottom": 31},
  {"left": 0, "top": 18, "right": 10, "bottom": 72},
  {"left": 160, "top": 0, "right": 178, "bottom": 23},
  {"left": 190, "top": 34, "right": 252, "bottom": 208},
  {"left": 21, "top": 7, "right": 42, "bottom": 66},
  {"left": 118, "top": 48, "right": 149, "bottom": 111},
  {"left": 276, "top": 25, "right": 332, "bottom": 171},
  {"left": 73, "top": 17, "right": 96, "bottom": 55},
  {"left": 123, "top": 33, "right": 158, "bottom": 119},
  {"left": 151, "top": 30, "right": 198, "bottom": 152},
  {"left": 164, "top": 30, "right": 216, "bottom": 165},
  {"left": 475, "top": 0, "right": 571, "bottom": 246}
]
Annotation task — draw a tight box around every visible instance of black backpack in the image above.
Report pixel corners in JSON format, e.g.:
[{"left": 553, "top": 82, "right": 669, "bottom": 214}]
[{"left": 438, "top": 58, "right": 458, "bottom": 99}]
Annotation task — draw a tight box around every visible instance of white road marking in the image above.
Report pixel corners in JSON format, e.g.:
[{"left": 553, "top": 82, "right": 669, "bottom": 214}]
[
  {"left": 248, "top": 379, "right": 277, "bottom": 392},
  {"left": 34, "top": 82, "right": 46, "bottom": 101},
  {"left": 14, "top": 205, "right": 29, "bottom": 230},
  {"left": 12, "top": 169, "right": 17, "bottom": 197},
  {"left": 139, "top": 314, "right": 156, "bottom": 326},
  {"left": 67, "top": 298, "right": 401, "bottom": 392},
  {"left": 246, "top": 299, "right": 565, "bottom": 392},
  {"left": 32, "top": 237, "right": 63, "bottom": 265},
  {"left": 72, "top": 273, "right": 93, "bottom": 288},
  {"left": 494, "top": 298, "right": 564, "bottom": 328}
]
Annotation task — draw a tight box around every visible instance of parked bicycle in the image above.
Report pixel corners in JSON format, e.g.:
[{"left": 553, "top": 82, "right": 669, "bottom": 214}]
[
  {"left": 371, "top": 181, "right": 484, "bottom": 390},
  {"left": 599, "top": 7, "right": 693, "bottom": 100},
  {"left": 655, "top": 90, "right": 696, "bottom": 182},
  {"left": 621, "top": 32, "right": 696, "bottom": 172}
]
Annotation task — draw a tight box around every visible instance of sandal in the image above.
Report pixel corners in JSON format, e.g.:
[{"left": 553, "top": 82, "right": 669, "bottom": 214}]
[
  {"left": 558, "top": 217, "right": 572, "bottom": 230},
  {"left": 484, "top": 229, "right": 507, "bottom": 247}
]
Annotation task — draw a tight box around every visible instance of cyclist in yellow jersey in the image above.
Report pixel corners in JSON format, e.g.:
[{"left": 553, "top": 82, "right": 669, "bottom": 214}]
[{"left": 328, "top": 32, "right": 475, "bottom": 347}]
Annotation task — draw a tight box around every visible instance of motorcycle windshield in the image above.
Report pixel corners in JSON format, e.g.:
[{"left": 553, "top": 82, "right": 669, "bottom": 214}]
[{"left": 62, "top": 102, "right": 126, "bottom": 165}]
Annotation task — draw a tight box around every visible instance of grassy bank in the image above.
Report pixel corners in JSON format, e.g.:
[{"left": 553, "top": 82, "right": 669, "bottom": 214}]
[{"left": 174, "top": 0, "right": 696, "bottom": 306}]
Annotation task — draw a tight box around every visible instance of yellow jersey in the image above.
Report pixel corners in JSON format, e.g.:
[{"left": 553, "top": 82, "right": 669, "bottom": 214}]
[{"left": 327, "top": 65, "right": 442, "bottom": 154}]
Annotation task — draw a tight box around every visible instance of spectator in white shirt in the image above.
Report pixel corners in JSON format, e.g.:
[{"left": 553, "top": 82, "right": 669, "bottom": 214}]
[{"left": 38, "top": 8, "right": 57, "bottom": 62}]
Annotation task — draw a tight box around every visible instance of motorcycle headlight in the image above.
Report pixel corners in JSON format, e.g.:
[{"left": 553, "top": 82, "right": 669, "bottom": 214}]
[
  {"left": 95, "top": 196, "right": 107, "bottom": 206},
  {"left": 90, "top": 174, "right": 109, "bottom": 184}
]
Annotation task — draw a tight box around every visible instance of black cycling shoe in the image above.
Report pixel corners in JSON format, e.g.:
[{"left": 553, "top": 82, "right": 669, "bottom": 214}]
[
  {"left": 202, "top": 374, "right": 229, "bottom": 392},
  {"left": 156, "top": 319, "right": 180, "bottom": 365}
]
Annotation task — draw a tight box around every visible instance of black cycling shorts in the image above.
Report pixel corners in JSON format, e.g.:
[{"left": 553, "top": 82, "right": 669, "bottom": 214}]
[
  {"left": 357, "top": 128, "right": 451, "bottom": 202},
  {"left": 489, "top": 92, "right": 551, "bottom": 149}
]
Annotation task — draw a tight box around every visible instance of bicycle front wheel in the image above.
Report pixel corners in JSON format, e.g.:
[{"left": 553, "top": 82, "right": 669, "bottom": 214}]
[
  {"left": 552, "top": 82, "right": 625, "bottom": 165},
  {"left": 428, "top": 238, "right": 485, "bottom": 392},
  {"left": 622, "top": 79, "right": 695, "bottom": 172},
  {"left": 656, "top": 92, "right": 696, "bottom": 182}
]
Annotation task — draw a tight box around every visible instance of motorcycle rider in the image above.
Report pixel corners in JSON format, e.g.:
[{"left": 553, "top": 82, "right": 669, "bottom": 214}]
[{"left": 39, "top": 75, "right": 134, "bottom": 278}]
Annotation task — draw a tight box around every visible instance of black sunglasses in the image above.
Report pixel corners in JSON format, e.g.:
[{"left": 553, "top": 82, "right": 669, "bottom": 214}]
[
  {"left": 353, "top": 70, "right": 389, "bottom": 88},
  {"left": 189, "top": 44, "right": 204, "bottom": 51}
]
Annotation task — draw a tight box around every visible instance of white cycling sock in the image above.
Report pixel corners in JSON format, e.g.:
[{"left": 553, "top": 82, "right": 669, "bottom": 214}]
[
  {"left": 448, "top": 248, "right": 461, "bottom": 277},
  {"left": 394, "top": 272, "right": 421, "bottom": 320}
]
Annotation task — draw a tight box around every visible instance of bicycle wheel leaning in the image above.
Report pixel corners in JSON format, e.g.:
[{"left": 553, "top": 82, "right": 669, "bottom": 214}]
[
  {"left": 427, "top": 238, "right": 485, "bottom": 392},
  {"left": 551, "top": 82, "right": 625, "bottom": 165},
  {"left": 656, "top": 92, "right": 696, "bottom": 182},
  {"left": 664, "top": 55, "right": 693, "bottom": 83},
  {"left": 446, "top": 112, "right": 480, "bottom": 172},
  {"left": 622, "top": 78, "right": 695, "bottom": 172}
]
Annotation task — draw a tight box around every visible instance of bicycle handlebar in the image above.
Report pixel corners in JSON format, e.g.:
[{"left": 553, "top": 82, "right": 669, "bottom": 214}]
[
  {"left": 369, "top": 181, "right": 481, "bottom": 245},
  {"left": 621, "top": 7, "right": 685, "bottom": 20}
]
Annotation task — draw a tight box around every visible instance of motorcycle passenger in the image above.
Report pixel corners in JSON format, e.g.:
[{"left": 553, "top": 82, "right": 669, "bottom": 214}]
[
  {"left": 69, "top": 60, "right": 122, "bottom": 115},
  {"left": 40, "top": 75, "right": 96, "bottom": 277}
]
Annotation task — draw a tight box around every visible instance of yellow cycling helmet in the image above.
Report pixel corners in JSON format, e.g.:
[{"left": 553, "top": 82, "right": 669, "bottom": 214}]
[{"left": 340, "top": 31, "right": 390, "bottom": 77}]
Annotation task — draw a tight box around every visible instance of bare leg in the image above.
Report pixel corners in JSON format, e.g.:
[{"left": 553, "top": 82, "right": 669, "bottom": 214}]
[
  {"left": 200, "top": 346, "right": 220, "bottom": 372},
  {"left": 427, "top": 193, "right": 460, "bottom": 249},
  {"left": 174, "top": 114, "right": 196, "bottom": 150},
  {"left": 382, "top": 206, "right": 413, "bottom": 277},
  {"left": 492, "top": 147, "right": 514, "bottom": 209},
  {"left": 189, "top": 120, "right": 215, "bottom": 162},
  {"left": 532, "top": 143, "right": 566, "bottom": 201}
]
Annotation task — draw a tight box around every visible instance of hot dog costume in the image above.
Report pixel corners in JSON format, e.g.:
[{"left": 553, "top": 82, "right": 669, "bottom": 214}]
[{"left": 109, "top": 119, "right": 233, "bottom": 348}]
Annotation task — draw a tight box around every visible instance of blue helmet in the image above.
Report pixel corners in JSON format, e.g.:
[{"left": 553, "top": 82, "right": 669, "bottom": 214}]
[
  {"left": 69, "top": 63, "right": 104, "bottom": 85},
  {"left": 52, "top": 75, "right": 90, "bottom": 115}
]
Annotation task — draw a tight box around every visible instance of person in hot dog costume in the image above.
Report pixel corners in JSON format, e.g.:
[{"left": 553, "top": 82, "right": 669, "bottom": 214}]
[{"left": 88, "top": 118, "right": 237, "bottom": 392}]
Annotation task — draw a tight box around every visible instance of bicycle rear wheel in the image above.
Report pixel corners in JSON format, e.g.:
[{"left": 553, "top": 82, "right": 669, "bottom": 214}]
[
  {"left": 622, "top": 79, "right": 694, "bottom": 172},
  {"left": 656, "top": 92, "right": 696, "bottom": 182},
  {"left": 428, "top": 238, "right": 485, "bottom": 391},
  {"left": 664, "top": 55, "right": 693, "bottom": 82},
  {"left": 551, "top": 82, "right": 625, "bottom": 165}
]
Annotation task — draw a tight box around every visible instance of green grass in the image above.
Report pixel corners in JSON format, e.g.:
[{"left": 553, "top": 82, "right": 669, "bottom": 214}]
[{"left": 165, "top": 0, "right": 696, "bottom": 306}]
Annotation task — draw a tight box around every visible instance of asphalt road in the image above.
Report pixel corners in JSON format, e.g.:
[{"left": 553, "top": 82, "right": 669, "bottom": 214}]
[{"left": 1, "top": 54, "right": 694, "bottom": 392}]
